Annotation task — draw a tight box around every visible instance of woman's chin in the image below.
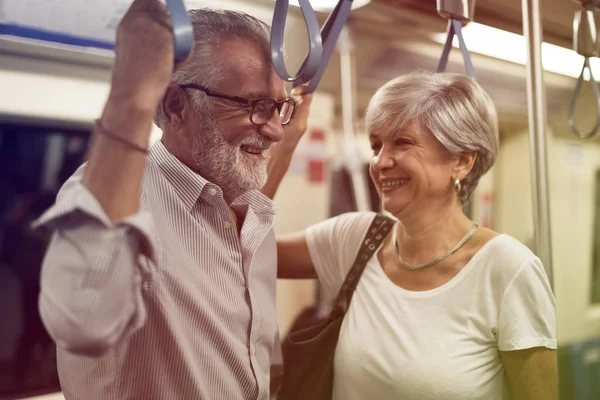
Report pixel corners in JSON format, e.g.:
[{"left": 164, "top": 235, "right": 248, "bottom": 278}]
[{"left": 381, "top": 198, "right": 410, "bottom": 217}]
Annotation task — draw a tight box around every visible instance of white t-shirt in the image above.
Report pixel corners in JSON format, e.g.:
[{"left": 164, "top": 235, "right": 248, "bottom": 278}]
[{"left": 305, "top": 212, "right": 557, "bottom": 400}]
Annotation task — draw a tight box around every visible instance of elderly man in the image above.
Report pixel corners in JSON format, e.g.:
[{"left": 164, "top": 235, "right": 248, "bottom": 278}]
[{"left": 35, "top": 0, "right": 312, "bottom": 399}]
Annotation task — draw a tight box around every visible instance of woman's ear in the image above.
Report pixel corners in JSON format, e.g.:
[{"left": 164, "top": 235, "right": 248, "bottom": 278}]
[{"left": 453, "top": 152, "right": 477, "bottom": 181}]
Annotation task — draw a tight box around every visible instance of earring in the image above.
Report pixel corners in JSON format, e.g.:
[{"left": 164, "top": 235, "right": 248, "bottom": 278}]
[{"left": 454, "top": 177, "right": 461, "bottom": 193}]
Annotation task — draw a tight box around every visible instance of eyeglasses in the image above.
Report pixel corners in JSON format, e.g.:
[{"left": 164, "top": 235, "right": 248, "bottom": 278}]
[{"left": 179, "top": 83, "right": 297, "bottom": 126}]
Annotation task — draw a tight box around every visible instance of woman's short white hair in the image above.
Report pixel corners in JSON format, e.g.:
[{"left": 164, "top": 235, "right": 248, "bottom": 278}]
[
  {"left": 155, "top": 9, "right": 271, "bottom": 128},
  {"left": 365, "top": 70, "right": 499, "bottom": 203}
]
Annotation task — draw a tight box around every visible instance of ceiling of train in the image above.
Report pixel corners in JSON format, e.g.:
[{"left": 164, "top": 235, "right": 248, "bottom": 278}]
[{"left": 263, "top": 0, "right": 593, "bottom": 137}]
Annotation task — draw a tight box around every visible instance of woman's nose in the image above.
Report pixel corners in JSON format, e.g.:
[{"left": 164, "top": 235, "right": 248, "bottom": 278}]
[{"left": 372, "top": 149, "right": 395, "bottom": 171}]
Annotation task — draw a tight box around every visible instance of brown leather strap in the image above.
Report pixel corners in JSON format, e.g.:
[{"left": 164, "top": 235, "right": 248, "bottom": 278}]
[{"left": 330, "top": 214, "right": 394, "bottom": 318}]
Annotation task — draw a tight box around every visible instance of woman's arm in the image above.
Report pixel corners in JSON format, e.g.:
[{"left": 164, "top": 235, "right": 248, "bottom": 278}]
[
  {"left": 276, "top": 232, "right": 317, "bottom": 279},
  {"left": 499, "top": 347, "right": 557, "bottom": 400},
  {"left": 496, "top": 255, "right": 557, "bottom": 400}
]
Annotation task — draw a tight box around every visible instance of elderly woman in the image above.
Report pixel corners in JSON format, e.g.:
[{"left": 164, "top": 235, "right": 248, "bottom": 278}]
[{"left": 277, "top": 71, "right": 557, "bottom": 400}]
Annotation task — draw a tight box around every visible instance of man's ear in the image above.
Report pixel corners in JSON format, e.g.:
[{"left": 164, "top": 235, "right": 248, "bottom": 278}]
[
  {"left": 453, "top": 152, "right": 478, "bottom": 181},
  {"left": 162, "top": 84, "right": 191, "bottom": 133}
]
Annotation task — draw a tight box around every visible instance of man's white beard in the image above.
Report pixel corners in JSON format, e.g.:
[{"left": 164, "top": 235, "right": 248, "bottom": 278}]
[{"left": 191, "top": 115, "right": 270, "bottom": 202}]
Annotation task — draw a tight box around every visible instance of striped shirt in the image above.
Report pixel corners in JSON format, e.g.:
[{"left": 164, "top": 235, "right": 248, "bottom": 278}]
[{"left": 35, "top": 140, "right": 279, "bottom": 400}]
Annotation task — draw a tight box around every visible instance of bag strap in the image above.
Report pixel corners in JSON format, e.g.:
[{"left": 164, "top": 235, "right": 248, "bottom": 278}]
[{"left": 329, "top": 214, "right": 395, "bottom": 318}]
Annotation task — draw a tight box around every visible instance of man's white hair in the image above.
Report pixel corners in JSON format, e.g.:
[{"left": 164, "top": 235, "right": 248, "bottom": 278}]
[
  {"left": 154, "top": 8, "right": 271, "bottom": 128},
  {"left": 365, "top": 70, "right": 499, "bottom": 203}
]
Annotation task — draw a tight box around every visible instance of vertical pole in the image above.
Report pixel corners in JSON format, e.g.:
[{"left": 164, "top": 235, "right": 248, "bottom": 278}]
[
  {"left": 522, "top": 0, "right": 554, "bottom": 288},
  {"left": 338, "top": 26, "right": 370, "bottom": 212}
]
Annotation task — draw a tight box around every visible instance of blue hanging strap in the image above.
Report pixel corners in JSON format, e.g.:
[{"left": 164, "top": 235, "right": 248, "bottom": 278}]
[
  {"left": 568, "top": 6, "right": 600, "bottom": 139},
  {"left": 166, "top": 0, "right": 194, "bottom": 61},
  {"left": 300, "top": 0, "right": 354, "bottom": 93},
  {"left": 271, "top": 0, "right": 354, "bottom": 93},
  {"left": 436, "top": 18, "right": 476, "bottom": 79},
  {"left": 568, "top": 57, "right": 600, "bottom": 139},
  {"left": 270, "top": 0, "right": 323, "bottom": 83}
]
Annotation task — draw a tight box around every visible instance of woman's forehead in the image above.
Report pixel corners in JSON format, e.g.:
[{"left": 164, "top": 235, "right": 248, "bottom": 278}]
[{"left": 369, "top": 120, "right": 422, "bottom": 139}]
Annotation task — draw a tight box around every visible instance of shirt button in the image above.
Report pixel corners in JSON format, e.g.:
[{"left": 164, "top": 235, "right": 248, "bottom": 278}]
[
  {"left": 251, "top": 346, "right": 256, "bottom": 356},
  {"left": 101, "top": 231, "right": 115, "bottom": 242},
  {"left": 223, "top": 221, "right": 232, "bottom": 229},
  {"left": 207, "top": 188, "right": 217, "bottom": 196}
]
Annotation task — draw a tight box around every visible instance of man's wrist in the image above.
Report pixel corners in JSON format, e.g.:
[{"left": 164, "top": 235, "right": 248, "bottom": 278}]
[
  {"left": 275, "top": 139, "right": 302, "bottom": 157},
  {"left": 99, "top": 95, "right": 157, "bottom": 148},
  {"left": 268, "top": 146, "right": 294, "bottom": 167},
  {"left": 106, "top": 89, "right": 159, "bottom": 116}
]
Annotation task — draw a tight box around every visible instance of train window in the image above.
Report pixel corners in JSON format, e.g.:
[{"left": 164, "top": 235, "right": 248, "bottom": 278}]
[{"left": 0, "top": 122, "right": 90, "bottom": 399}]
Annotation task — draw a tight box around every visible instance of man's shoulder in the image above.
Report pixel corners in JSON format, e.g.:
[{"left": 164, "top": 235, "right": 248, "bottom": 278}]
[
  {"left": 56, "top": 162, "right": 87, "bottom": 200},
  {"left": 57, "top": 157, "right": 160, "bottom": 200}
]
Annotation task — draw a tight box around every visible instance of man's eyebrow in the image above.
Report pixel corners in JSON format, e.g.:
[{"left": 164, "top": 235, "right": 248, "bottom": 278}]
[
  {"left": 242, "top": 91, "right": 272, "bottom": 100},
  {"left": 242, "top": 90, "right": 291, "bottom": 101}
]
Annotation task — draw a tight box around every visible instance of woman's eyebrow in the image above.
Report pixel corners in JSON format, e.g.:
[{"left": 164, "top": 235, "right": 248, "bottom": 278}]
[{"left": 391, "top": 129, "right": 418, "bottom": 138}]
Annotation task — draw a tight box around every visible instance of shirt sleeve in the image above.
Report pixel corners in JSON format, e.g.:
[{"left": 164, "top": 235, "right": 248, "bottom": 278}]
[
  {"left": 34, "top": 166, "right": 159, "bottom": 356},
  {"left": 304, "top": 211, "right": 377, "bottom": 300},
  {"left": 497, "top": 257, "right": 557, "bottom": 351}
]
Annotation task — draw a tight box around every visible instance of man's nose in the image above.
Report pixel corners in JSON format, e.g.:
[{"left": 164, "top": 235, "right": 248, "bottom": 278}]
[{"left": 258, "top": 111, "right": 284, "bottom": 143}]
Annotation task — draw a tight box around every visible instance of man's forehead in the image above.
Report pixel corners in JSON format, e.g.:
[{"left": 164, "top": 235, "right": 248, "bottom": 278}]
[
  {"left": 228, "top": 69, "right": 286, "bottom": 100},
  {"left": 218, "top": 41, "right": 285, "bottom": 98}
]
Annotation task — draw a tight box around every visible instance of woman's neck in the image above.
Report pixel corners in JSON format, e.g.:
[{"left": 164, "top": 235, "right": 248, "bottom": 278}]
[{"left": 392, "top": 202, "right": 474, "bottom": 265}]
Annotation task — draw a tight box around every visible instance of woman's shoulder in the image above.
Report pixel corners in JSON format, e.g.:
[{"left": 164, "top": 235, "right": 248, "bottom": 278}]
[
  {"left": 479, "top": 232, "right": 537, "bottom": 263},
  {"left": 473, "top": 231, "right": 546, "bottom": 286},
  {"left": 333, "top": 210, "right": 380, "bottom": 226},
  {"left": 305, "top": 211, "right": 382, "bottom": 268},
  {"left": 308, "top": 211, "right": 380, "bottom": 239},
  {"left": 304, "top": 212, "right": 384, "bottom": 297}
]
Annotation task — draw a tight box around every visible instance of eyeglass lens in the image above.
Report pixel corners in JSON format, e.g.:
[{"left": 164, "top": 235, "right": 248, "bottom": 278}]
[{"left": 251, "top": 100, "right": 295, "bottom": 125}]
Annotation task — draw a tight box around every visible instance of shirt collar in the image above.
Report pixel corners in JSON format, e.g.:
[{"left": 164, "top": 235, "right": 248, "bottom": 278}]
[
  {"left": 148, "top": 140, "right": 209, "bottom": 212},
  {"left": 148, "top": 140, "right": 276, "bottom": 215},
  {"left": 234, "top": 190, "right": 277, "bottom": 216}
]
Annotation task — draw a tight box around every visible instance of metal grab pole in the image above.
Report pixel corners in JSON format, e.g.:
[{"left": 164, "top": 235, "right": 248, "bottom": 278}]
[
  {"left": 522, "top": 0, "right": 554, "bottom": 289},
  {"left": 338, "top": 26, "right": 370, "bottom": 212}
]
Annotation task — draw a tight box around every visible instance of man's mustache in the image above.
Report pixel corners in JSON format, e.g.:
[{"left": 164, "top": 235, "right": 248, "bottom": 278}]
[{"left": 239, "top": 133, "right": 272, "bottom": 150}]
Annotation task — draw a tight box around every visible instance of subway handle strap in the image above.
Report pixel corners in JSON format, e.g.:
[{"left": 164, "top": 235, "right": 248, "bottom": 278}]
[
  {"left": 271, "top": 0, "right": 354, "bottom": 93},
  {"left": 166, "top": 0, "right": 194, "bottom": 62},
  {"left": 436, "top": 18, "right": 476, "bottom": 79},
  {"left": 568, "top": 57, "right": 600, "bottom": 139},
  {"left": 568, "top": 7, "right": 600, "bottom": 139}
]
